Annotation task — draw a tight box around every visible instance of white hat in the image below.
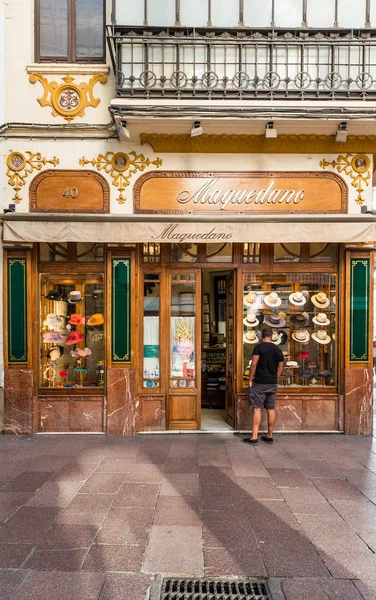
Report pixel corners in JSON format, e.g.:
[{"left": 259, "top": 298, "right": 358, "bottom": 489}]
[
  {"left": 68, "top": 290, "right": 82, "bottom": 304},
  {"left": 312, "top": 313, "right": 330, "bottom": 326},
  {"left": 289, "top": 291, "right": 306, "bottom": 306},
  {"left": 243, "top": 330, "right": 259, "bottom": 344},
  {"left": 243, "top": 313, "right": 260, "bottom": 327},
  {"left": 286, "top": 360, "right": 299, "bottom": 368},
  {"left": 311, "top": 329, "right": 332, "bottom": 344},
  {"left": 264, "top": 292, "right": 282, "bottom": 308},
  {"left": 292, "top": 329, "right": 310, "bottom": 344},
  {"left": 311, "top": 292, "right": 330, "bottom": 309},
  {"left": 271, "top": 330, "right": 282, "bottom": 345},
  {"left": 244, "top": 291, "right": 258, "bottom": 307},
  {"left": 43, "top": 313, "right": 64, "bottom": 328}
]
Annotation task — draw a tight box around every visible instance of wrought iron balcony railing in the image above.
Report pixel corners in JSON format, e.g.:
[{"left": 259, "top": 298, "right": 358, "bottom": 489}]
[{"left": 107, "top": 25, "right": 376, "bottom": 100}]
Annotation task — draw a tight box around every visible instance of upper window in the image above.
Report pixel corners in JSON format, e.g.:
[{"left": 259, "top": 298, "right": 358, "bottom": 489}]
[{"left": 36, "top": 0, "right": 105, "bottom": 63}]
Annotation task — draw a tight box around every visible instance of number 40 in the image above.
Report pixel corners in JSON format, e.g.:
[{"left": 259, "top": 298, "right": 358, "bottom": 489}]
[{"left": 62, "top": 187, "right": 78, "bottom": 198}]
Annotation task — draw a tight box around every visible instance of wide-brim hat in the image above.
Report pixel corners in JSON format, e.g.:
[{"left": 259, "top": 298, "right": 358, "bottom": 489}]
[
  {"left": 68, "top": 291, "right": 83, "bottom": 304},
  {"left": 76, "top": 347, "right": 92, "bottom": 357},
  {"left": 289, "top": 291, "right": 306, "bottom": 306},
  {"left": 243, "top": 331, "right": 259, "bottom": 344},
  {"left": 43, "top": 332, "right": 65, "bottom": 344},
  {"left": 243, "top": 291, "right": 259, "bottom": 307},
  {"left": 311, "top": 330, "right": 331, "bottom": 344},
  {"left": 264, "top": 314, "right": 286, "bottom": 328},
  {"left": 46, "top": 290, "right": 61, "bottom": 301},
  {"left": 69, "top": 314, "right": 86, "bottom": 325},
  {"left": 271, "top": 331, "right": 282, "bottom": 345},
  {"left": 311, "top": 292, "right": 330, "bottom": 308},
  {"left": 87, "top": 313, "right": 104, "bottom": 327},
  {"left": 43, "top": 313, "right": 64, "bottom": 327},
  {"left": 292, "top": 329, "right": 310, "bottom": 344},
  {"left": 264, "top": 292, "right": 282, "bottom": 308},
  {"left": 286, "top": 360, "right": 299, "bottom": 368},
  {"left": 312, "top": 313, "right": 330, "bottom": 326},
  {"left": 291, "top": 312, "right": 310, "bottom": 327},
  {"left": 65, "top": 331, "right": 84, "bottom": 345},
  {"left": 243, "top": 314, "right": 260, "bottom": 327}
]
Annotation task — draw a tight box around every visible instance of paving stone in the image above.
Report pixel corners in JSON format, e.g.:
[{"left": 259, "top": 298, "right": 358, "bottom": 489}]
[
  {"left": 203, "top": 546, "right": 266, "bottom": 577},
  {"left": 201, "top": 510, "right": 257, "bottom": 549},
  {"left": 1, "top": 507, "right": 61, "bottom": 543},
  {"left": 99, "top": 573, "right": 154, "bottom": 600},
  {"left": 0, "top": 492, "right": 33, "bottom": 522},
  {"left": 282, "top": 578, "right": 364, "bottom": 600},
  {"left": 12, "top": 571, "right": 105, "bottom": 600},
  {"left": 3, "top": 472, "right": 54, "bottom": 493},
  {"left": 160, "top": 473, "right": 200, "bottom": 496},
  {"left": 127, "top": 463, "right": 165, "bottom": 483},
  {"left": 312, "top": 478, "right": 368, "bottom": 502},
  {"left": 165, "top": 459, "right": 199, "bottom": 473},
  {"left": 0, "top": 543, "right": 34, "bottom": 568},
  {"left": 168, "top": 442, "right": 198, "bottom": 459},
  {"left": 95, "top": 458, "right": 133, "bottom": 473},
  {"left": 82, "top": 544, "right": 145, "bottom": 572},
  {"left": 245, "top": 499, "right": 300, "bottom": 533},
  {"left": 143, "top": 525, "right": 203, "bottom": 576},
  {"left": 24, "top": 548, "right": 89, "bottom": 571},
  {"left": 79, "top": 472, "right": 125, "bottom": 494},
  {"left": 113, "top": 483, "right": 160, "bottom": 507},
  {"left": 198, "top": 451, "right": 231, "bottom": 467},
  {"left": 200, "top": 484, "right": 245, "bottom": 513},
  {"left": 198, "top": 466, "right": 237, "bottom": 486},
  {"left": 354, "top": 580, "right": 376, "bottom": 600},
  {"left": 55, "top": 508, "right": 110, "bottom": 526},
  {"left": 95, "top": 507, "right": 154, "bottom": 545},
  {"left": 268, "top": 468, "right": 314, "bottom": 488},
  {"left": 321, "top": 550, "right": 376, "bottom": 580},
  {"left": 297, "top": 514, "right": 371, "bottom": 555},
  {"left": 0, "top": 569, "right": 30, "bottom": 600},
  {"left": 21, "top": 456, "right": 70, "bottom": 473},
  {"left": 154, "top": 496, "right": 201, "bottom": 526},
  {"left": 51, "top": 463, "right": 97, "bottom": 482},
  {"left": 37, "top": 524, "right": 99, "bottom": 549},
  {"left": 296, "top": 459, "right": 342, "bottom": 478},
  {"left": 229, "top": 458, "right": 268, "bottom": 478},
  {"left": 65, "top": 493, "right": 114, "bottom": 512},
  {"left": 25, "top": 481, "right": 83, "bottom": 507},
  {"left": 280, "top": 488, "right": 337, "bottom": 516},
  {"left": 236, "top": 476, "right": 282, "bottom": 499}
]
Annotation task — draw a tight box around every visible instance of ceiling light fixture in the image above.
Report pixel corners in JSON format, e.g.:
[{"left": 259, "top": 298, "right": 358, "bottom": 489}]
[
  {"left": 265, "top": 121, "right": 277, "bottom": 138},
  {"left": 335, "top": 122, "right": 348, "bottom": 143},
  {"left": 190, "top": 121, "right": 203, "bottom": 137}
]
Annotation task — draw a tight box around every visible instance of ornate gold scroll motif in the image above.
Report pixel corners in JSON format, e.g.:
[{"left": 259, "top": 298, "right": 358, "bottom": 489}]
[
  {"left": 6, "top": 151, "right": 59, "bottom": 204},
  {"left": 319, "top": 153, "right": 371, "bottom": 205},
  {"left": 29, "top": 73, "right": 107, "bottom": 122},
  {"left": 79, "top": 151, "right": 163, "bottom": 204}
]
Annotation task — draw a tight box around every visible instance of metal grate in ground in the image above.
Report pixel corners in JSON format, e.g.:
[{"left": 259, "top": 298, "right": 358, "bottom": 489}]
[{"left": 160, "top": 578, "right": 271, "bottom": 600}]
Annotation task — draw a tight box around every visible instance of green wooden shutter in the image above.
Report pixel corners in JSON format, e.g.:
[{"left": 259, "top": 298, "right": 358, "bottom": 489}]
[
  {"left": 111, "top": 258, "right": 131, "bottom": 362},
  {"left": 7, "top": 258, "right": 28, "bottom": 363}
]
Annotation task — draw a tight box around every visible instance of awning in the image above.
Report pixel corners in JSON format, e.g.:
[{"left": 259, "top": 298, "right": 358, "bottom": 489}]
[{"left": 3, "top": 214, "right": 376, "bottom": 244}]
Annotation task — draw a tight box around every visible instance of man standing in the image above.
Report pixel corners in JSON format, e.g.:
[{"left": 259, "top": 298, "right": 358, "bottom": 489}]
[{"left": 244, "top": 327, "right": 284, "bottom": 445}]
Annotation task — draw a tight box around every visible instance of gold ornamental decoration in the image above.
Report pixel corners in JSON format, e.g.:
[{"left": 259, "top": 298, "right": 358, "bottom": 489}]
[
  {"left": 319, "top": 153, "right": 371, "bottom": 205},
  {"left": 79, "top": 151, "right": 163, "bottom": 204},
  {"left": 29, "top": 73, "right": 108, "bottom": 122},
  {"left": 6, "top": 151, "right": 60, "bottom": 204},
  {"left": 175, "top": 319, "right": 192, "bottom": 341}
]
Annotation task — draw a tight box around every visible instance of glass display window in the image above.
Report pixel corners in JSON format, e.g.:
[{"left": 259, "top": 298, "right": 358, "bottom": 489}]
[
  {"left": 40, "top": 274, "right": 105, "bottom": 389},
  {"left": 143, "top": 274, "right": 161, "bottom": 389},
  {"left": 274, "top": 243, "right": 301, "bottom": 262},
  {"left": 170, "top": 273, "right": 196, "bottom": 388},
  {"left": 243, "top": 273, "right": 337, "bottom": 389}
]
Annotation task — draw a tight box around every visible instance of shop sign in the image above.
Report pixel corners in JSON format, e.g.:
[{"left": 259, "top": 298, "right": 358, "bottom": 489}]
[
  {"left": 30, "top": 169, "right": 110, "bottom": 213},
  {"left": 134, "top": 171, "right": 347, "bottom": 214}
]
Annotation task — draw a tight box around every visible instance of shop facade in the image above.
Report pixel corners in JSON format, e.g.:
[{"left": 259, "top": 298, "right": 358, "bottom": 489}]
[{"left": 2, "top": 144, "right": 375, "bottom": 436}]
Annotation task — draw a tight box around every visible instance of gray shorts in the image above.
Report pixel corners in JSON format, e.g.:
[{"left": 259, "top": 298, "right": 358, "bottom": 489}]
[{"left": 248, "top": 383, "right": 278, "bottom": 410}]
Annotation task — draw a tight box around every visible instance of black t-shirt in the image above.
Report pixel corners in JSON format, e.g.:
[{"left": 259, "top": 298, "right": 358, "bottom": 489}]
[{"left": 252, "top": 342, "right": 284, "bottom": 385}]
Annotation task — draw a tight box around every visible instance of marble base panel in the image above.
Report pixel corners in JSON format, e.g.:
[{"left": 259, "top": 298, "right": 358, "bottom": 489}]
[
  {"left": 344, "top": 367, "right": 373, "bottom": 436},
  {"left": 4, "top": 369, "right": 33, "bottom": 435},
  {"left": 138, "top": 394, "right": 166, "bottom": 431},
  {"left": 38, "top": 397, "right": 105, "bottom": 432},
  {"left": 236, "top": 393, "right": 341, "bottom": 431},
  {"left": 107, "top": 369, "right": 138, "bottom": 435}
]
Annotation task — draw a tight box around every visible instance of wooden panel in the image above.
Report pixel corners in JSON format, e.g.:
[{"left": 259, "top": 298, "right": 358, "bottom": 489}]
[
  {"left": 30, "top": 170, "right": 110, "bottom": 213},
  {"left": 111, "top": 258, "right": 131, "bottom": 362},
  {"left": 7, "top": 258, "right": 28, "bottom": 364},
  {"left": 134, "top": 171, "right": 347, "bottom": 214},
  {"left": 168, "top": 394, "right": 198, "bottom": 429}
]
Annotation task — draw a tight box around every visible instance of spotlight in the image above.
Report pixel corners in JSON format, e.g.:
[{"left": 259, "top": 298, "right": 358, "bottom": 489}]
[
  {"left": 190, "top": 121, "right": 203, "bottom": 137},
  {"left": 335, "top": 122, "right": 348, "bottom": 143},
  {"left": 265, "top": 121, "right": 277, "bottom": 138}
]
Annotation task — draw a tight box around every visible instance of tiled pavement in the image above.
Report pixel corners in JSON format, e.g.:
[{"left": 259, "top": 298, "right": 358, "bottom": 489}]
[{"left": 1, "top": 432, "right": 376, "bottom": 599}]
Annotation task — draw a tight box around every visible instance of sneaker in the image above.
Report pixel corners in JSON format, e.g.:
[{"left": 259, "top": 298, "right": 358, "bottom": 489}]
[
  {"left": 261, "top": 435, "right": 273, "bottom": 444},
  {"left": 243, "top": 437, "right": 258, "bottom": 445}
]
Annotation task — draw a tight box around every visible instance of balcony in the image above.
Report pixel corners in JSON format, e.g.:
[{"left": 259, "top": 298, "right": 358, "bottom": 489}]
[{"left": 107, "top": 25, "right": 376, "bottom": 100}]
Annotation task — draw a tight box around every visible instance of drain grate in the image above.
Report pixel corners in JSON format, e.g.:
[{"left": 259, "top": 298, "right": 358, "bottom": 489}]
[{"left": 160, "top": 578, "right": 271, "bottom": 600}]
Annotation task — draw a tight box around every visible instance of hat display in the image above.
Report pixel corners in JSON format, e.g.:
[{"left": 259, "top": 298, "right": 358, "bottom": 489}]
[
  {"left": 311, "top": 329, "right": 332, "bottom": 344},
  {"left": 243, "top": 313, "right": 259, "bottom": 327},
  {"left": 68, "top": 291, "right": 83, "bottom": 305},
  {"left": 87, "top": 313, "right": 104, "bottom": 327},
  {"left": 264, "top": 292, "right": 282, "bottom": 308},
  {"left": 289, "top": 291, "right": 306, "bottom": 306},
  {"left": 291, "top": 312, "right": 310, "bottom": 327},
  {"left": 92, "top": 289, "right": 103, "bottom": 299},
  {"left": 243, "top": 291, "right": 258, "bottom": 307},
  {"left": 46, "top": 290, "right": 61, "bottom": 301},
  {"left": 69, "top": 314, "right": 86, "bottom": 326},
  {"left": 263, "top": 313, "right": 286, "bottom": 328},
  {"left": 311, "top": 292, "right": 330, "bottom": 309},
  {"left": 47, "top": 346, "right": 63, "bottom": 360},
  {"left": 279, "top": 330, "right": 288, "bottom": 345},
  {"left": 43, "top": 332, "right": 65, "bottom": 344},
  {"left": 281, "top": 369, "right": 293, "bottom": 378},
  {"left": 243, "top": 330, "right": 259, "bottom": 344},
  {"left": 43, "top": 313, "right": 64, "bottom": 328},
  {"left": 286, "top": 360, "right": 299, "bottom": 368},
  {"left": 65, "top": 330, "right": 85, "bottom": 345},
  {"left": 292, "top": 329, "right": 310, "bottom": 344},
  {"left": 271, "top": 330, "right": 282, "bottom": 345},
  {"left": 76, "top": 347, "right": 92, "bottom": 357},
  {"left": 312, "top": 313, "right": 330, "bottom": 326}
]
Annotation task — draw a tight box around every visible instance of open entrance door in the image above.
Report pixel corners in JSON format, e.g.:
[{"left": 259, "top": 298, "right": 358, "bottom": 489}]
[{"left": 225, "top": 271, "right": 236, "bottom": 428}]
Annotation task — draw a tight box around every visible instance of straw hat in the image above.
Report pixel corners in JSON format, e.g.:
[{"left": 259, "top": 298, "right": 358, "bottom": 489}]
[
  {"left": 271, "top": 330, "right": 282, "bottom": 345},
  {"left": 292, "top": 329, "right": 310, "bottom": 344},
  {"left": 291, "top": 312, "right": 310, "bottom": 327},
  {"left": 289, "top": 291, "right": 306, "bottom": 306},
  {"left": 243, "top": 291, "right": 258, "bottom": 307},
  {"left": 312, "top": 313, "right": 330, "bottom": 326},
  {"left": 243, "top": 330, "right": 259, "bottom": 344},
  {"left": 311, "top": 329, "right": 332, "bottom": 344},
  {"left": 311, "top": 292, "right": 330, "bottom": 308},
  {"left": 87, "top": 313, "right": 104, "bottom": 327},
  {"left": 286, "top": 360, "right": 299, "bottom": 368},
  {"left": 243, "top": 313, "right": 260, "bottom": 327},
  {"left": 263, "top": 313, "right": 286, "bottom": 328},
  {"left": 264, "top": 292, "right": 282, "bottom": 307}
]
